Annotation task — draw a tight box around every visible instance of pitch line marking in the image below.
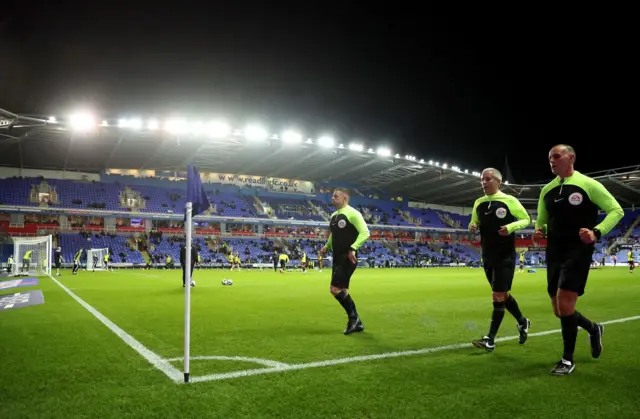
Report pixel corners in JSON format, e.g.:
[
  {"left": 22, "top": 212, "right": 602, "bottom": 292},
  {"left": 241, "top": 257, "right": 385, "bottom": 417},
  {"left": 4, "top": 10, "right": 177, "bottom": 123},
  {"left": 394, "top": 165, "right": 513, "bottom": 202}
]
[
  {"left": 47, "top": 274, "right": 183, "bottom": 383},
  {"left": 166, "top": 355, "right": 291, "bottom": 369},
  {"left": 186, "top": 314, "right": 640, "bottom": 384}
]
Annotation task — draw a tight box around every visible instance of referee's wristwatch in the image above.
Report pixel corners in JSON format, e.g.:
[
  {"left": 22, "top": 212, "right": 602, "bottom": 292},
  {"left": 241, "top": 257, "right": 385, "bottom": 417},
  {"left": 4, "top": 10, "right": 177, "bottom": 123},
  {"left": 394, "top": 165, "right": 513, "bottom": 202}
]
[{"left": 593, "top": 228, "right": 602, "bottom": 240}]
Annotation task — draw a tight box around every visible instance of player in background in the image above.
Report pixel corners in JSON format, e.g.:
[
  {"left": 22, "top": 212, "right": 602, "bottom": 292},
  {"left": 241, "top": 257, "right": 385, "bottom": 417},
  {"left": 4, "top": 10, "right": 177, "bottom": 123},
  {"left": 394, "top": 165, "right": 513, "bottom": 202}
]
[
  {"left": 72, "top": 248, "right": 83, "bottom": 275},
  {"left": 7, "top": 255, "right": 13, "bottom": 274},
  {"left": 278, "top": 252, "right": 289, "bottom": 273},
  {"left": 518, "top": 252, "right": 525, "bottom": 272},
  {"left": 628, "top": 250, "right": 635, "bottom": 273},
  {"left": 22, "top": 249, "right": 33, "bottom": 273},
  {"left": 165, "top": 254, "right": 174, "bottom": 269},
  {"left": 534, "top": 144, "right": 623, "bottom": 375},
  {"left": 180, "top": 243, "right": 197, "bottom": 287},
  {"left": 317, "top": 250, "right": 323, "bottom": 272},
  {"left": 227, "top": 252, "right": 235, "bottom": 270},
  {"left": 321, "top": 188, "right": 370, "bottom": 335},
  {"left": 300, "top": 251, "right": 308, "bottom": 273},
  {"left": 469, "top": 168, "right": 532, "bottom": 352},
  {"left": 104, "top": 252, "right": 111, "bottom": 272},
  {"left": 54, "top": 247, "right": 63, "bottom": 276},
  {"left": 234, "top": 252, "right": 241, "bottom": 271}
]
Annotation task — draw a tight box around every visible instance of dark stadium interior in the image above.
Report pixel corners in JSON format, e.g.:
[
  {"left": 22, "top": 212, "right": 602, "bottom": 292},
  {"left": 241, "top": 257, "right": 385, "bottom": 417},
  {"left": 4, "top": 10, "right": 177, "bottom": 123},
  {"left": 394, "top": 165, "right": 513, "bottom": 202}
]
[{"left": 1, "top": 3, "right": 639, "bottom": 419}]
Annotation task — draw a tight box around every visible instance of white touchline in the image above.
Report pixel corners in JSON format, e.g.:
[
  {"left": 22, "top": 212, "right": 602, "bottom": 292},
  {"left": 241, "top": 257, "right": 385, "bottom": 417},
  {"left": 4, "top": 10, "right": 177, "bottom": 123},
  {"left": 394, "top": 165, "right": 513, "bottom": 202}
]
[
  {"left": 44, "top": 271, "right": 640, "bottom": 385},
  {"left": 187, "top": 314, "right": 640, "bottom": 384},
  {"left": 47, "top": 274, "right": 183, "bottom": 383}
]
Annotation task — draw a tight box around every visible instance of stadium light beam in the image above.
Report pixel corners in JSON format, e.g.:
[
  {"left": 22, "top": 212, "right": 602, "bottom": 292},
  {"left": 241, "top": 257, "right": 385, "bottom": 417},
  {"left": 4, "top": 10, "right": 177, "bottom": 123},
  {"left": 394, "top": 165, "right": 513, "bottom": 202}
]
[
  {"left": 349, "top": 143, "right": 364, "bottom": 152},
  {"left": 207, "top": 121, "right": 231, "bottom": 138},
  {"left": 165, "top": 118, "right": 187, "bottom": 134},
  {"left": 318, "top": 136, "right": 334, "bottom": 148},
  {"left": 282, "top": 130, "right": 302, "bottom": 143},
  {"left": 69, "top": 112, "right": 96, "bottom": 132},
  {"left": 245, "top": 125, "right": 268, "bottom": 141},
  {"left": 377, "top": 147, "right": 391, "bottom": 157},
  {"left": 129, "top": 118, "right": 142, "bottom": 130},
  {"left": 147, "top": 119, "right": 160, "bottom": 130}
]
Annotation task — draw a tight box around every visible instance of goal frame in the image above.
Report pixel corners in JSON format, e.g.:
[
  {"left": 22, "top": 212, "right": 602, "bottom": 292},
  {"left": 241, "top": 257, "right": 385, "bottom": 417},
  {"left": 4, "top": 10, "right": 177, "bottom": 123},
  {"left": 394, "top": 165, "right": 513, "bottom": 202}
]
[
  {"left": 87, "top": 248, "right": 109, "bottom": 271},
  {"left": 11, "top": 235, "right": 52, "bottom": 276}
]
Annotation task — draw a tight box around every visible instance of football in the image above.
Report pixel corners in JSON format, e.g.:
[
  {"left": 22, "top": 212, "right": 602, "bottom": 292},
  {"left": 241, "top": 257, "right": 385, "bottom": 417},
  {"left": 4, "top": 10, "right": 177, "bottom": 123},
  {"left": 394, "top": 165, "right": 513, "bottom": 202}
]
[
  {"left": 222, "top": 279, "right": 233, "bottom": 285},
  {"left": 190, "top": 280, "right": 196, "bottom": 287}
]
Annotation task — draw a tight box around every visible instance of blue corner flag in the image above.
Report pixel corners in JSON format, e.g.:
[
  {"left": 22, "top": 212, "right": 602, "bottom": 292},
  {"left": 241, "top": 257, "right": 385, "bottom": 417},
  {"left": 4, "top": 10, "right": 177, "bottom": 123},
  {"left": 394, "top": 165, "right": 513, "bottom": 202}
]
[{"left": 185, "top": 165, "right": 210, "bottom": 220}]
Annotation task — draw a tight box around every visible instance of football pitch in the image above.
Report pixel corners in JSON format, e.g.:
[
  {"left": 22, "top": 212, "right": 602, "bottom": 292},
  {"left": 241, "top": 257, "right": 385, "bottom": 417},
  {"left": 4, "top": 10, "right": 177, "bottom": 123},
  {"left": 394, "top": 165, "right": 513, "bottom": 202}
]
[{"left": 1, "top": 267, "right": 639, "bottom": 419}]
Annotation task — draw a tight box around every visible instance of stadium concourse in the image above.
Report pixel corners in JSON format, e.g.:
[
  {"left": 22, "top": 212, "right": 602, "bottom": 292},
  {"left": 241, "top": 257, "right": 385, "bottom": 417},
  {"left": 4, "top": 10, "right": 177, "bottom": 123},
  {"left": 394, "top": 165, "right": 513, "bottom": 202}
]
[{"left": 0, "top": 108, "right": 639, "bottom": 269}]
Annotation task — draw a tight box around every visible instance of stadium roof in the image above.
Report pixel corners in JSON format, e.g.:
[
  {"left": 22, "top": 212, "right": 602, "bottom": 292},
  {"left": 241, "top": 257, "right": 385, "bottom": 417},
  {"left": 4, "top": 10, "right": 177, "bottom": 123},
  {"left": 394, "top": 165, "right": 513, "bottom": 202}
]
[{"left": 2, "top": 109, "right": 640, "bottom": 208}]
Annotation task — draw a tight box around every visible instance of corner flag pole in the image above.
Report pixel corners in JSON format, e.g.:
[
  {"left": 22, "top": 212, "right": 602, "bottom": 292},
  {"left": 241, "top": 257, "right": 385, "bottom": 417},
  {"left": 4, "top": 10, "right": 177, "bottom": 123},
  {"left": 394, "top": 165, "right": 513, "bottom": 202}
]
[
  {"left": 184, "top": 201, "right": 193, "bottom": 383},
  {"left": 183, "top": 164, "right": 209, "bottom": 384}
]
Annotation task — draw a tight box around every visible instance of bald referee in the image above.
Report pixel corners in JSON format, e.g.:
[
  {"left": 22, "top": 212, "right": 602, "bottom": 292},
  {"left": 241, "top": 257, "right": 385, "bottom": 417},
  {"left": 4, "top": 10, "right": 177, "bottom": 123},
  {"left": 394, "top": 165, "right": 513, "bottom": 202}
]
[
  {"left": 534, "top": 144, "right": 623, "bottom": 375},
  {"left": 320, "top": 188, "right": 370, "bottom": 335}
]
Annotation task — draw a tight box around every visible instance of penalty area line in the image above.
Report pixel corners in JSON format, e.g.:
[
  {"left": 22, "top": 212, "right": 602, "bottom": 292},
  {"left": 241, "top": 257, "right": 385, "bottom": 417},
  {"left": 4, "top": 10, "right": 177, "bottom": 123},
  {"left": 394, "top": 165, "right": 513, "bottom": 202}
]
[
  {"left": 188, "top": 314, "right": 640, "bottom": 384},
  {"left": 46, "top": 274, "right": 183, "bottom": 383}
]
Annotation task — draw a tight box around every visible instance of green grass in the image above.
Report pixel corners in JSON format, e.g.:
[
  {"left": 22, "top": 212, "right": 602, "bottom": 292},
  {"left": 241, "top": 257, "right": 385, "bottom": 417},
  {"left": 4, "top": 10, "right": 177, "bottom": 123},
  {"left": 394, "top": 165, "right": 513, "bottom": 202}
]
[{"left": 1, "top": 266, "right": 639, "bottom": 419}]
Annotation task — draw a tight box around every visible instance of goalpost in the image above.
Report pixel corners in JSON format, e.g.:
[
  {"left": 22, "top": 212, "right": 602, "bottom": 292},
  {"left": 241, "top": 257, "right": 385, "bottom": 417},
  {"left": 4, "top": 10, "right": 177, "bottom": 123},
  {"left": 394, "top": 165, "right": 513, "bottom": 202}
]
[
  {"left": 87, "top": 248, "right": 109, "bottom": 271},
  {"left": 11, "top": 235, "right": 52, "bottom": 276}
]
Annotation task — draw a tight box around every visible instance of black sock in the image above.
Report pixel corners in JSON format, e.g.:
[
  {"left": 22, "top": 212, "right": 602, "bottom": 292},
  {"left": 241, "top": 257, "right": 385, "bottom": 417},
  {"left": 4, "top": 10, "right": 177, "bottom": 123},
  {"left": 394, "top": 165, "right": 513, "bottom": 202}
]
[
  {"left": 560, "top": 314, "right": 578, "bottom": 363},
  {"left": 488, "top": 301, "right": 506, "bottom": 341},
  {"left": 505, "top": 295, "right": 525, "bottom": 324},
  {"left": 345, "top": 294, "right": 358, "bottom": 319},
  {"left": 575, "top": 311, "right": 596, "bottom": 334},
  {"left": 334, "top": 290, "right": 351, "bottom": 316},
  {"left": 334, "top": 291, "right": 359, "bottom": 319}
]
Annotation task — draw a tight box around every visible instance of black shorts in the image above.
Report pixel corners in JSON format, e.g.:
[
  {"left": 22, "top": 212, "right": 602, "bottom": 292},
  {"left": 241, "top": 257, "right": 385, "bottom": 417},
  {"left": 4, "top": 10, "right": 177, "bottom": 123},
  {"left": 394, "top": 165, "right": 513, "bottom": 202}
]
[
  {"left": 55, "top": 261, "right": 61, "bottom": 269},
  {"left": 629, "top": 260, "right": 635, "bottom": 267},
  {"left": 547, "top": 245, "right": 594, "bottom": 297},
  {"left": 483, "top": 257, "right": 515, "bottom": 292},
  {"left": 330, "top": 253, "right": 357, "bottom": 289},
  {"left": 280, "top": 260, "right": 286, "bottom": 269}
]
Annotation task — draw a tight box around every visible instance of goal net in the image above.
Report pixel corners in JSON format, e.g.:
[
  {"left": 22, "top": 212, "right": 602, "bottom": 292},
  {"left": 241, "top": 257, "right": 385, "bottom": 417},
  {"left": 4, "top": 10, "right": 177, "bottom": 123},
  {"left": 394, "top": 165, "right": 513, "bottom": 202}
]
[
  {"left": 11, "top": 235, "right": 52, "bottom": 276},
  {"left": 87, "top": 248, "right": 109, "bottom": 271}
]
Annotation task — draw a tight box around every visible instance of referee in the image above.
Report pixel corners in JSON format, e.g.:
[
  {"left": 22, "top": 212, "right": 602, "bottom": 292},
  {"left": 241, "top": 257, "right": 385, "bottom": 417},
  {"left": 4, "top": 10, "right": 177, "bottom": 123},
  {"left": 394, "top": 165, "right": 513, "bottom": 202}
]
[
  {"left": 469, "top": 168, "right": 531, "bottom": 352},
  {"left": 534, "top": 144, "right": 623, "bottom": 375},
  {"left": 180, "top": 243, "right": 197, "bottom": 287},
  {"left": 320, "top": 188, "right": 370, "bottom": 335}
]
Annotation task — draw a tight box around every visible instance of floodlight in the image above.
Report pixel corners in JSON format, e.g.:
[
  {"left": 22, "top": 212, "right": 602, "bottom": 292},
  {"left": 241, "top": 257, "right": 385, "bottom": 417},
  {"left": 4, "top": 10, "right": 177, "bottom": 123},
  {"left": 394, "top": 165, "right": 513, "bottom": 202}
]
[
  {"left": 318, "top": 136, "right": 334, "bottom": 148},
  {"left": 245, "top": 125, "right": 268, "bottom": 141},
  {"left": 207, "top": 121, "right": 230, "bottom": 138},
  {"left": 349, "top": 143, "right": 364, "bottom": 152},
  {"left": 282, "top": 130, "right": 302, "bottom": 143},
  {"left": 69, "top": 112, "right": 96, "bottom": 132},
  {"left": 377, "top": 147, "right": 391, "bottom": 157}
]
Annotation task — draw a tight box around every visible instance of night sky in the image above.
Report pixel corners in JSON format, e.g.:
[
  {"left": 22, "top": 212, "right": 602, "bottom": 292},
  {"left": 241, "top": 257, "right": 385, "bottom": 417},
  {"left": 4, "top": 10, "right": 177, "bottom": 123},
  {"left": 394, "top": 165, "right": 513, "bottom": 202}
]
[{"left": 1, "top": 2, "right": 635, "bottom": 183}]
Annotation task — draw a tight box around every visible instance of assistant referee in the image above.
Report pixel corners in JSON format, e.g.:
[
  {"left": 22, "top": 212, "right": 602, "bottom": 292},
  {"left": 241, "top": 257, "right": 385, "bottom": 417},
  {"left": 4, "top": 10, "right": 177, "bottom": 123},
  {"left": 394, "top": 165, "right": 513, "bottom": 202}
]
[
  {"left": 320, "top": 188, "right": 370, "bottom": 335},
  {"left": 469, "top": 168, "right": 531, "bottom": 352},
  {"left": 534, "top": 144, "right": 623, "bottom": 375}
]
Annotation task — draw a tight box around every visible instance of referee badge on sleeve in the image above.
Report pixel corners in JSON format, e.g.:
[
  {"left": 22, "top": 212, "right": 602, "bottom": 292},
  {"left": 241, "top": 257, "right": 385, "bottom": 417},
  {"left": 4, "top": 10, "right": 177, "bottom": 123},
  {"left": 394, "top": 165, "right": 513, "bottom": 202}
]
[{"left": 338, "top": 219, "right": 347, "bottom": 228}]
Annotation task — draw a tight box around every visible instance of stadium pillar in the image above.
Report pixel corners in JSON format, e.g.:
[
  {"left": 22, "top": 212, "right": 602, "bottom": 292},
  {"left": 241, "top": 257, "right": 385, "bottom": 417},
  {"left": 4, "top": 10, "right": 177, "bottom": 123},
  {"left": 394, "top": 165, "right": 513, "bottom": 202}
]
[
  {"left": 257, "top": 224, "right": 264, "bottom": 234},
  {"left": 220, "top": 222, "right": 226, "bottom": 233}
]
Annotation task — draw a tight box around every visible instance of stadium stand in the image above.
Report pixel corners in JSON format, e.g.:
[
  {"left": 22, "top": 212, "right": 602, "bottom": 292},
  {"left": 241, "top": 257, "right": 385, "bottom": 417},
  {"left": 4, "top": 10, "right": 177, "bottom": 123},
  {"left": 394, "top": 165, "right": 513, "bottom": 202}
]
[{"left": 1, "top": 112, "right": 639, "bottom": 271}]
